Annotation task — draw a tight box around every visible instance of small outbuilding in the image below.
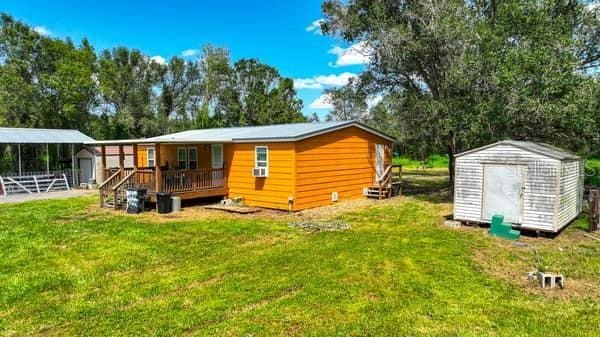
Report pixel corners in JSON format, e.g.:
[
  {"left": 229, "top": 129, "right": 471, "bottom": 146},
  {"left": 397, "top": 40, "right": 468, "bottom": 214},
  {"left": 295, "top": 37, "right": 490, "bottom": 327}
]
[{"left": 453, "top": 140, "right": 583, "bottom": 233}]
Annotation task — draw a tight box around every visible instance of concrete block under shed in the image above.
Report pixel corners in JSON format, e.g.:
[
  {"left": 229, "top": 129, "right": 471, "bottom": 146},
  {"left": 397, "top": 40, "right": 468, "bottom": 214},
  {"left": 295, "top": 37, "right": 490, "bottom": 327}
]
[{"left": 444, "top": 220, "right": 462, "bottom": 229}]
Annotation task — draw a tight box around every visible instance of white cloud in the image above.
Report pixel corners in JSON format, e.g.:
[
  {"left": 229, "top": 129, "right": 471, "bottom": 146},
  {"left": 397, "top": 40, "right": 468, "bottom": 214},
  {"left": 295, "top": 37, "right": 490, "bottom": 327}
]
[
  {"left": 181, "top": 49, "right": 200, "bottom": 57},
  {"left": 309, "top": 94, "right": 333, "bottom": 109},
  {"left": 328, "top": 41, "right": 373, "bottom": 67},
  {"left": 33, "top": 26, "right": 51, "bottom": 36},
  {"left": 150, "top": 56, "right": 167, "bottom": 65},
  {"left": 305, "top": 19, "right": 324, "bottom": 35},
  {"left": 294, "top": 72, "right": 357, "bottom": 90}
]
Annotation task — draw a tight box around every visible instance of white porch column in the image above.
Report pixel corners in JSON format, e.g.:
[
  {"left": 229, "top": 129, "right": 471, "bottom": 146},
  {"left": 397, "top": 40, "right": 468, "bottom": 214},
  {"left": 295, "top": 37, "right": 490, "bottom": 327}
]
[
  {"left": 17, "top": 144, "right": 22, "bottom": 176},
  {"left": 71, "top": 144, "right": 77, "bottom": 186},
  {"left": 46, "top": 143, "right": 50, "bottom": 174}
]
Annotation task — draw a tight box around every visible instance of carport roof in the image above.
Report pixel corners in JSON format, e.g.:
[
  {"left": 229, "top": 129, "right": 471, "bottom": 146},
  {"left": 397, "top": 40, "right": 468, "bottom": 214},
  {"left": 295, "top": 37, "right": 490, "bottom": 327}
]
[{"left": 0, "top": 127, "right": 95, "bottom": 144}]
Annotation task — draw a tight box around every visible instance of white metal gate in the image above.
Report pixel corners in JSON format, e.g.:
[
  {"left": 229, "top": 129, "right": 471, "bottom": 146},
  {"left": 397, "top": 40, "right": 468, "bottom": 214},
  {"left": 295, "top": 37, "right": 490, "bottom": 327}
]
[{"left": 0, "top": 172, "right": 70, "bottom": 196}]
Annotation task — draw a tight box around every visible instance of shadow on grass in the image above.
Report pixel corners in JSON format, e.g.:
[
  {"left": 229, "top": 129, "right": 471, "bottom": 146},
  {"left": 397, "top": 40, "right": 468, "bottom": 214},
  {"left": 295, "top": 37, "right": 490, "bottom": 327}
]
[{"left": 402, "top": 169, "right": 452, "bottom": 204}]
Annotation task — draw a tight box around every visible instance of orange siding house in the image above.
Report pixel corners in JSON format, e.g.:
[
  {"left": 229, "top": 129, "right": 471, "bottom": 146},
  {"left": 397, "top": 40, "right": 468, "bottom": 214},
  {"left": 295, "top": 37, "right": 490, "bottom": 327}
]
[{"left": 90, "top": 121, "right": 397, "bottom": 211}]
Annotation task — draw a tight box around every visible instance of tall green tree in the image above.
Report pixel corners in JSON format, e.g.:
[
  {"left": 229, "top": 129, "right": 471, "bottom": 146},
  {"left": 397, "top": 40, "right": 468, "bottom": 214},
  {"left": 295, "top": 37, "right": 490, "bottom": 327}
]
[
  {"left": 97, "top": 47, "right": 160, "bottom": 138},
  {"left": 0, "top": 14, "right": 307, "bottom": 142},
  {"left": 321, "top": 0, "right": 600, "bottom": 187},
  {"left": 0, "top": 14, "right": 97, "bottom": 132},
  {"left": 229, "top": 58, "right": 304, "bottom": 126},
  {"left": 156, "top": 57, "right": 200, "bottom": 132}
]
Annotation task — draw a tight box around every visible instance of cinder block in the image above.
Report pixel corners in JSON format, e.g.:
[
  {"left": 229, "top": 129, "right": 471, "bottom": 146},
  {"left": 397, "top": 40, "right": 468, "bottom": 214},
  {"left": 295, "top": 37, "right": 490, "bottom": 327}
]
[{"left": 444, "top": 220, "right": 462, "bottom": 229}]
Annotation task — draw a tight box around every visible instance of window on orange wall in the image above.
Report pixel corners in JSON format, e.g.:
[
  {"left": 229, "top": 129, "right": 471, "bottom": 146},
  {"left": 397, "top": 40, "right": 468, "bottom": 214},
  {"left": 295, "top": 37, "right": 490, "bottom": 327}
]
[
  {"left": 255, "top": 146, "right": 268, "bottom": 168},
  {"left": 147, "top": 148, "right": 155, "bottom": 167},
  {"left": 177, "top": 147, "right": 187, "bottom": 169},
  {"left": 188, "top": 147, "right": 198, "bottom": 169}
]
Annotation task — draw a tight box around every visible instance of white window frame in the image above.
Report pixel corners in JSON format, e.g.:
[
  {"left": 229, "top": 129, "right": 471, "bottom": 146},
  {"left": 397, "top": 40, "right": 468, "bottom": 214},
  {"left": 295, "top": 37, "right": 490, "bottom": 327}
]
[
  {"left": 147, "top": 148, "right": 155, "bottom": 167},
  {"left": 255, "top": 146, "right": 269, "bottom": 172},
  {"left": 188, "top": 147, "right": 198, "bottom": 170},
  {"left": 177, "top": 147, "right": 187, "bottom": 169},
  {"left": 211, "top": 144, "right": 223, "bottom": 169}
]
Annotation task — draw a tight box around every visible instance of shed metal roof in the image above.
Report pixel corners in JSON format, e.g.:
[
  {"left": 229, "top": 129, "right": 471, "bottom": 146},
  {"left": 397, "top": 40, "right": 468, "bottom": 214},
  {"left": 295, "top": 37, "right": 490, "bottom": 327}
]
[
  {"left": 87, "top": 121, "right": 396, "bottom": 145},
  {"left": 0, "top": 127, "right": 95, "bottom": 144},
  {"left": 455, "top": 140, "right": 580, "bottom": 160}
]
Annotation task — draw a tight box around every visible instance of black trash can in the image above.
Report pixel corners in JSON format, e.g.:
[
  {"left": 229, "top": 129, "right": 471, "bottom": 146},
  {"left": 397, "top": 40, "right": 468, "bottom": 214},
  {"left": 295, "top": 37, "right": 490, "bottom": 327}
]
[
  {"left": 126, "top": 188, "right": 147, "bottom": 214},
  {"left": 156, "top": 192, "right": 172, "bottom": 214}
]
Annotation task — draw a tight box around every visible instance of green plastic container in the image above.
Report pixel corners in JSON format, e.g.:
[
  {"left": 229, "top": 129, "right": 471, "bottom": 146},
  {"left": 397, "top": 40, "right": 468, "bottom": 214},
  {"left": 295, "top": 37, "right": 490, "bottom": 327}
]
[{"left": 489, "top": 214, "right": 520, "bottom": 240}]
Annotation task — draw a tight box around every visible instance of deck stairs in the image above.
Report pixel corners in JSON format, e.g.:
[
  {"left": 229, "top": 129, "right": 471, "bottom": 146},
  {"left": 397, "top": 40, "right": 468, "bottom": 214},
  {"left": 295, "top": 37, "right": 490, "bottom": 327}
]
[{"left": 365, "top": 164, "right": 402, "bottom": 200}]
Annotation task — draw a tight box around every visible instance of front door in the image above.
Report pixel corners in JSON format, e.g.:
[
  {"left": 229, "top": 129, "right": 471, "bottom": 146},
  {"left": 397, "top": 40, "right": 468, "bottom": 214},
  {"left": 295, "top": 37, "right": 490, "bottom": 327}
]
[
  {"left": 375, "top": 144, "right": 385, "bottom": 182},
  {"left": 79, "top": 158, "right": 93, "bottom": 184},
  {"left": 482, "top": 165, "right": 525, "bottom": 224}
]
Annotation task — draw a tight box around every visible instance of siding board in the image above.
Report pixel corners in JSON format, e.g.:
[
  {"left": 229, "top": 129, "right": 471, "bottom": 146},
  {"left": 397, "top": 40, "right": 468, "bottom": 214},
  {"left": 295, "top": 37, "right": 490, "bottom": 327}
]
[{"left": 294, "top": 126, "right": 392, "bottom": 210}]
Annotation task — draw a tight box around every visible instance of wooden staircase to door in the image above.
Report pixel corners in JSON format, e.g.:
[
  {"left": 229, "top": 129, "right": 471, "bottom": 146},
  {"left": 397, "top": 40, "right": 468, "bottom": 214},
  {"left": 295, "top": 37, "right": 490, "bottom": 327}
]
[
  {"left": 365, "top": 164, "right": 402, "bottom": 200},
  {"left": 99, "top": 168, "right": 155, "bottom": 209}
]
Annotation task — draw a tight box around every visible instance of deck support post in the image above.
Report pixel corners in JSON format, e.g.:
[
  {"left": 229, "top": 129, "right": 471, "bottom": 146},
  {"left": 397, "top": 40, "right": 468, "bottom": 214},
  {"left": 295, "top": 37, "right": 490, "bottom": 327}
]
[
  {"left": 45, "top": 143, "right": 50, "bottom": 174},
  {"left": 132, "top": 144, "right": 138, "bottom": 170},
  {"left": 118, "top": 145, "right": 125, "bottom": 173},
  {"left": 17, "top": 144, "right": 22, "bottom": 176},
  {"left": 100, "top": 145, "right": 107, "bottom": 182},
  {"left": 155, "top": 143, "right": 162, "bottom": 192}
]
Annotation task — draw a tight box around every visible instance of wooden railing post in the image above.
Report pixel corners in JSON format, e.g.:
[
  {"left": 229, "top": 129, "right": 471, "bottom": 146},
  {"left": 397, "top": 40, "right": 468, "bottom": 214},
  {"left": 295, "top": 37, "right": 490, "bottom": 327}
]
[
  {"left": 155, "top": 143, "right": 162, "bottom": 192},
  {"left": 132, "top": 144, "right": 138, "bottom": 170},
  {"left": 101, "top": 145, "right": 107, "bottom": 182}
]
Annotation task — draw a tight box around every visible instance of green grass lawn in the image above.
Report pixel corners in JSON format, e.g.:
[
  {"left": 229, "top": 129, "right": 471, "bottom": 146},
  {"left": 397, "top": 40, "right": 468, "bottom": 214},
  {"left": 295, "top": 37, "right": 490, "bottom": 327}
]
[
  {"left": 393, "top": 154, "right": 449, "bottom": 170},
  {"left": 1, "top": 182, "right": 600, "bottom": 336}
]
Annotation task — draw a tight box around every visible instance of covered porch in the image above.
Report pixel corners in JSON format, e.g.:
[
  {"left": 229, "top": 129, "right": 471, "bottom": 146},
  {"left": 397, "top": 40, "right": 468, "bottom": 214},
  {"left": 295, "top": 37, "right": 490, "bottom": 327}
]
[{"left": 92, "top": 141, "right": 228, "bottom": 209}]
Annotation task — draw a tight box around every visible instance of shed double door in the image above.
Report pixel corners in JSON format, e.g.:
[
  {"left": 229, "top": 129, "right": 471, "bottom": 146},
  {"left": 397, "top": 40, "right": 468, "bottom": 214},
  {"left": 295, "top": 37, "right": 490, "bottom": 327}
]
[{"left": 482, "top": 164, "right": 526, "bottom": 224}]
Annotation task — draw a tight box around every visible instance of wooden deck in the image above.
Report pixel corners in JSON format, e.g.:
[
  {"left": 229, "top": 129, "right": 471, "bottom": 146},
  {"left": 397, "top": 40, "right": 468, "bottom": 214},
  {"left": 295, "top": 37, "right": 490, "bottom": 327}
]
[{"left": 100, "top": 167, "right": 228, "bottom": 209}]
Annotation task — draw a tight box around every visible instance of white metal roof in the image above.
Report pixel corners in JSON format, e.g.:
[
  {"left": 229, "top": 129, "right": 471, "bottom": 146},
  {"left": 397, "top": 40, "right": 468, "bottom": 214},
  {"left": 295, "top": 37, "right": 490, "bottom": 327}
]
[
  {"left": 0, "top": 127, "right": 95, "bottom": 144},
  {"left": 87, "top": 121, "right": 396, "bottom": 145},
  {"left": 455, "top": 140, "right": 580, "bottom": 160}
]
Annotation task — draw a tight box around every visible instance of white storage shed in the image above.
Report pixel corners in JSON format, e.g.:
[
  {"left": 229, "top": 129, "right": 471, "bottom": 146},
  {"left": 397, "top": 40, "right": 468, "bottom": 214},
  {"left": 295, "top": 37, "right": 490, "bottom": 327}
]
[{"left": 453, "top": 140, "right": 583, "bottom": 233}]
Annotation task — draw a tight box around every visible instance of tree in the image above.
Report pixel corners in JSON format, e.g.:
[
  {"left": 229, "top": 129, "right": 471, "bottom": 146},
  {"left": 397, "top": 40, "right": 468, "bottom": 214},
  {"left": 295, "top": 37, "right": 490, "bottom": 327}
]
[
  {"left": 0, "top": 14, "right": 97, "bottom": 132},
  {"left": 222, "top": 58, "right": 305, "bottom": 126},
  {"left": 0, "top": 14, "right": 308, "bottom": 142},
  {"left": 321, "top": 0, "right": 600, "bottom": 188},
  {"left": 196, "top": 44, "right": 234, "bottom": 127},
  {"left": 97, "top": 47, "right": 160, "bottom": 138},
  {"left": 156, "top": 57, "right": 200, "bottom": 133},
  {"left": 325, "top": 77, "right": 369, "bottom": 122}
]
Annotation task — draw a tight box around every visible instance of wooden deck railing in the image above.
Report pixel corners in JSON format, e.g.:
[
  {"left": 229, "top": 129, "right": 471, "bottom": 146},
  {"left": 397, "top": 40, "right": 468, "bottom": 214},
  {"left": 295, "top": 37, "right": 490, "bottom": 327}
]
[
  {"left": 376, "top": 164, "right": 402, "bottom": 199},
  {"left": 99, "top": 166, "right": 226, "bottom": 209},
  {"left": 161, "top": 168, "right": 225, "bottom": 193},
  {"left": 99, "top": 169, "right": 122, "bottom": 207}
]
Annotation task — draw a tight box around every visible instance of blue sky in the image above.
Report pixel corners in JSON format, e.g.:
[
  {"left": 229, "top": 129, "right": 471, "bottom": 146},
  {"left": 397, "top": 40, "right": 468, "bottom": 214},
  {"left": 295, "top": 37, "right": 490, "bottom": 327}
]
[{"left": 1, "top": 0, "right": 370, "bottom": 119}]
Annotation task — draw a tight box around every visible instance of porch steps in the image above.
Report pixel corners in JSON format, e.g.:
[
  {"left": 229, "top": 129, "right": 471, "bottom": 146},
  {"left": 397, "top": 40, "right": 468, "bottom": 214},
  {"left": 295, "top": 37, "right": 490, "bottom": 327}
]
[{"left": 365, "top": 185, "right": 392, "bottom": 199}]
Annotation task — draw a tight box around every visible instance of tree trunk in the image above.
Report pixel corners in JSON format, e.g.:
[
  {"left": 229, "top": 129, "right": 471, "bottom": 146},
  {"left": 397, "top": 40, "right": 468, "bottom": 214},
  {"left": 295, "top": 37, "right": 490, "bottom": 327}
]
[{"left": 447, "top": 144, "right": 457, "bottom": 199}]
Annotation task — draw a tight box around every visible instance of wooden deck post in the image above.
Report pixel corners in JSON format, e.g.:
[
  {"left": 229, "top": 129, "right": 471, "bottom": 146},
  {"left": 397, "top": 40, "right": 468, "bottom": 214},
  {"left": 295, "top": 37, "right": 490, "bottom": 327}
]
[
  {"left": 118, "top": 145, "right": 125, "bottom": 172},
  {"left": 132, "top": 144, "right": 138, "bottom": 169},
  {"left": 155, "top": 143, "right": 162, "bottom": 192},
  {"left": 100, "top": 145, "right": 107, "bottom": 181}
]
